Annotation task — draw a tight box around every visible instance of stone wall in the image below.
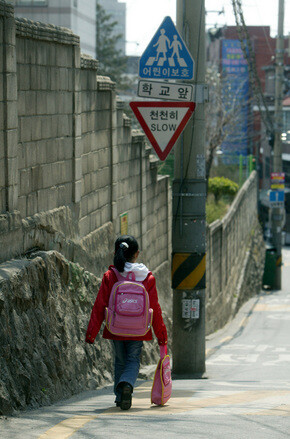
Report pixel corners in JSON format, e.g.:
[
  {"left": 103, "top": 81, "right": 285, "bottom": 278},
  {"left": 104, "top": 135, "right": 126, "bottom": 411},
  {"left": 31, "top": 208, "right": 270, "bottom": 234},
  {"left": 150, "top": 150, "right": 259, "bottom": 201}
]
[
  {"left": 206, "top": 171, "right": 265, "bottom": 335},
  {"left": 0, "top": 250, "right": 172, "bottom": 416},
  {"left": 0, "top": 1, "right": 171, "bottom": 277}
]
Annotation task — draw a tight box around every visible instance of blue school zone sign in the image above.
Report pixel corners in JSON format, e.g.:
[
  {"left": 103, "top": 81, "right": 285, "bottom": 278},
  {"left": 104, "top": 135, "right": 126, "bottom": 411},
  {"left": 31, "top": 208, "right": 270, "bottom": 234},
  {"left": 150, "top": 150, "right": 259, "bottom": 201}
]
[{"left": 139, "top": 16, "right": 194, "bottom": 80}]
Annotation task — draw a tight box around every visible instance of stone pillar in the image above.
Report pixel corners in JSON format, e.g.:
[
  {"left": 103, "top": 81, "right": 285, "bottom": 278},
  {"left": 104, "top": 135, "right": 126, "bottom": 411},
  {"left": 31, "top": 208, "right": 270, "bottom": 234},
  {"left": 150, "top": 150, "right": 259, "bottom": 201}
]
[{"left": 0, "top": 1, "right": 18, "bottom": 213}]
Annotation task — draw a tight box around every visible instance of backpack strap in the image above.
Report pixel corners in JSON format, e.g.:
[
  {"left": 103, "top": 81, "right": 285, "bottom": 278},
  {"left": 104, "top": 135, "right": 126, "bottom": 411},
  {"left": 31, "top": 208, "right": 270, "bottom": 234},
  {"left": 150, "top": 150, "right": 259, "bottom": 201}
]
[{"left": 111, "top": 267, "right": 136, "bottom": 282}]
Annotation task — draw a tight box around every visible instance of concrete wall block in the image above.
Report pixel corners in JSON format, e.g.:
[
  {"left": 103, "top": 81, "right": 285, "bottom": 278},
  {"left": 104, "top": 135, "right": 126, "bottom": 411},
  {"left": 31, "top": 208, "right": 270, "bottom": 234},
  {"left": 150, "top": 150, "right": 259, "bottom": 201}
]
[
  {"left": 0, "top": 104, "right": 3, "bottom": 131},
  {"left": 87, "top": 191, "right": 99, "bottom": 214},
  {"left": 79, "top": 214, "right": 90, "bottom": 237},
  {"left": 99, "top": 166, "right": 111, "bottom": 188},
  {"left": 61, "top": 91, "right": 73, "bottom": 115},
  {"left": 31, "top": 116, "right": 42, "bottom": 141},
  {"left": 92, "top": 112, "right": 99, "bottom": 133},
  {"left": 31, "top": 165, "right": 43, "bottom": 192},
  {"left": 57, "top": 137, "right": 73, "bottom": 161},
  {"left": 5, "top": 130, "right": 17, "bottom": 160},
  {"left": 45, "top": 139, "right": 58, "bottom": 164},
  {"left": 59, "top": 160, "right": 72, "bottom": 184},
  {"left": 40, "top": 65, "right": 49, "bottom": 90},
  {"left": 101, "top": 203, "right": 111, "bottom": 225},
  {"left": 98, "top": 147, "right": 110, "bottom": 169},
  {"left": 0, "top": 157, "right": 4, "bottom": 188},
  {"left": 7, "top": 101, "right": 18, "bottom": 129},
  {"left": 27, "top": 191, "right": 38, "bottom": 216},
  {"left": 36, "top": 91, "right": 48, "bottom": 115},
  {"left": 17, "top": 64, "right": 30, "bottom": 91},
  {"left": 96, "top": 129, "right": 110, "bottom": 150},
  {"left": 56, "top": 45, "right": 71, "bottom": 68},
  {"left": 75, "top": 114, "right": 82, "bottom": 137},
  {"left": 57, "top": 183, "right": 71, "bottom": 206},
  {"left": 57, "top": 114, "right": 71, "bottom": 137},
  {"left": 23, "top": 91, "right": 35, "bottom": 116},
  {"left": 83, "top": 173, "right": 91, "bottom": 196},
  {"left": 73, "top": 46, "right": 81, "bottom": 69},
  {"left": 35, "top": 42, "right": 49, "bottom": 66},
  {"left": 59, "top": 67, "right": 69, "bottom": 91},
  {"left": 89, "top": 210, "right": 98, "bottom": 231},
  {"left": 74, "top": 136, "right": 82, "bottom": 159},
  {"left": 7, "top": 183, "right": 18, "bottom": 212},
  {"left": 46, "top": 91, "right": 57, "bottom": 114},
  {"left": 47, "top": 186, "right": 59, "bottom": 211},
  {"left": 23, "top": 142, "right": 36, "bottom": 168},
  {"left": 50, "top": 67, "right": 59, "bottom": 91},
  {"left": 42, "top": 163, "right": 53, "bottom": 188},
  {"left": 96, "top": 109, "right": 111, "bottom": 131},
  {"left": 82, "top": 153, "right": 89, "bottom": 175},
  {"left": 4, "top": 44, "right": 16, "bottom": 73},
  {"left": 74, "top": 91, "right": 82, "bottom": 114},
  {"left": 68, "top": 68, "right": 74, "bottom": 91},
  {"left": 25, "top": 40, "right": 37, "bottom": 65},
  {"left": 41, "top": 115, "right": 53, "bottom": 139},
  {"left": 75, "top": 157, "right": 82, "bottom": 181},
  {"left": 90, "top": 171, "right": 97, "bottom": 191},
  {"left": 98, "top": 186, "right": 110, "bottom": 208},
  {"left": 20, "top": 117, "right": 31, "bottom": 142},
  {"left": 0, "top": 73, "right": 3, "bottom": 102},
  {"left": 81, "top": 194, "right": 89, "bottom": 217},
  {"left": 74, "top": 179, "right": 82, "bottom": 203},
  {"left": 96, "top": 90, "right": 111, "bottom": 110},
  {"left": 6, "top": 73, "right": 17, "bottom": 101},
  {"left": 19, "top": 169, "right": 30, "bottom": 196},
  {"left": 37, "top": 188, "right": 48, "bottom": 212},
  {"left": 30, "top": 65, "right": 42, "bottom": 91},
  {"left": 16, "top": 39, "right": 26, "bottom": 64},
  {"left": 18, "top": 195, "right": 27, "bottom": 218}
]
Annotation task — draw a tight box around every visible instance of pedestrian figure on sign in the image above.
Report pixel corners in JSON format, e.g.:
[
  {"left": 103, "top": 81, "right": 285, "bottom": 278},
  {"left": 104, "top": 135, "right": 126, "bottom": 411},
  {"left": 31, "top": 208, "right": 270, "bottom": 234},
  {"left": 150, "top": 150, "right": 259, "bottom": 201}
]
[
  {"left": 86, "top": 235, "right": 168, "bottom": 410},
  {"left": 170, "top": 35, "right": 182, "bottom": 63},
  {"left": 153, "top": 28, "right": 170, "bottom": 62}
]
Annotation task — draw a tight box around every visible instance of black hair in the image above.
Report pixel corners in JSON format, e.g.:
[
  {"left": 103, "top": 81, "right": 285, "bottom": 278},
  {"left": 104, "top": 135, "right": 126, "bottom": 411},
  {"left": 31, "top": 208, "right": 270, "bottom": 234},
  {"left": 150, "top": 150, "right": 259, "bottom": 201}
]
[{"left": 113, "top": 235, "right": 139, "bottom": 272}]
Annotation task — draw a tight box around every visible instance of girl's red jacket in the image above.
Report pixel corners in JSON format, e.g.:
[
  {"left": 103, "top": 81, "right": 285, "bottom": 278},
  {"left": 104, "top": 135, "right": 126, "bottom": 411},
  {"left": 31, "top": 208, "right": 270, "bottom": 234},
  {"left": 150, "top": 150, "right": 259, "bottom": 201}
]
[{"left": 85, "top": 266, "right": 168, "bottom": 345}]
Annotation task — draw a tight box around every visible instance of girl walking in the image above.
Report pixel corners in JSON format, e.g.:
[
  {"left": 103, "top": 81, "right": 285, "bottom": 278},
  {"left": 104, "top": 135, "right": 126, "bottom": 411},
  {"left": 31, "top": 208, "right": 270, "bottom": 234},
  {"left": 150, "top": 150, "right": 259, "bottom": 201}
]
[{"left": 86, "top": 235, "right": 168, "bottom": 410}]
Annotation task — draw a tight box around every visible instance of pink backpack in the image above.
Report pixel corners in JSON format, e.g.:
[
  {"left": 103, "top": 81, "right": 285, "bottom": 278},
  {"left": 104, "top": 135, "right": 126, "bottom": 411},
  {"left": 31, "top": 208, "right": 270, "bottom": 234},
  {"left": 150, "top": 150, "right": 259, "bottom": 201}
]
[{"left": 105, "top": 267, "right": 153, "bottom": 337}]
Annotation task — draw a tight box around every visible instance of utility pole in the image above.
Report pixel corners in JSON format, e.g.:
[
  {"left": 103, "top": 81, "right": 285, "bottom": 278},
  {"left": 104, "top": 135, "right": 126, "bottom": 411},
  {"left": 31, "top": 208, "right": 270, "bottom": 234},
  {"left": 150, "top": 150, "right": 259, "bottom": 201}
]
[
  {"left": 272, "top": 0, "right": 285, "bottom": 289},
  {"left": 172, "top": 0, "right": 206, "bottom": 377}
]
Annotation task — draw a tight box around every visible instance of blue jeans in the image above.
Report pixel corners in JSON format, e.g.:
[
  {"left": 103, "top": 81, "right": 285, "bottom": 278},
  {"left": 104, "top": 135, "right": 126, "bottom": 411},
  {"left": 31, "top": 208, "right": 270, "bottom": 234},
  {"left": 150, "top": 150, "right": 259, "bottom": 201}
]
[{"left": 112, "top": 340, "right": 143, "bottom": 403}]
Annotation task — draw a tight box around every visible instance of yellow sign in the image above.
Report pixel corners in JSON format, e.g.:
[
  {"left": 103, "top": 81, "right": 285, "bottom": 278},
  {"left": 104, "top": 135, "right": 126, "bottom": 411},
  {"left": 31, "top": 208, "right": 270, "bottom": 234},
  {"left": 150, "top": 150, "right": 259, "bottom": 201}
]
[{"left": 120, "top": 212, "right": 128, "bottom": 235}]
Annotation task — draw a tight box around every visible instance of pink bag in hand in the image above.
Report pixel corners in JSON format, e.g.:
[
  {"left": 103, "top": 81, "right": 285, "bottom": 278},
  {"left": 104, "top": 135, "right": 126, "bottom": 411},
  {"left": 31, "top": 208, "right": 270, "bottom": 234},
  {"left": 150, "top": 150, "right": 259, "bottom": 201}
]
[{"left": 151, "top": 345, "right": 172, "bottom": 406}]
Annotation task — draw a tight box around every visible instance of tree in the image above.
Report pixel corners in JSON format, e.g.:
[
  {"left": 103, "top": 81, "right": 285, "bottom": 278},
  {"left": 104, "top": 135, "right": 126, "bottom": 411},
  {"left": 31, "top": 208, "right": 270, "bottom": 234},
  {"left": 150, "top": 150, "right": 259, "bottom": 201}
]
[
  {"left": 205, "top": 65, "right": 252, "bottom": 181},
  {"left": 96, "top": 2, "right": 129, "bottom": 90},
  {"left": 208, "top": 177, "right": 239, "bottom": 203}
]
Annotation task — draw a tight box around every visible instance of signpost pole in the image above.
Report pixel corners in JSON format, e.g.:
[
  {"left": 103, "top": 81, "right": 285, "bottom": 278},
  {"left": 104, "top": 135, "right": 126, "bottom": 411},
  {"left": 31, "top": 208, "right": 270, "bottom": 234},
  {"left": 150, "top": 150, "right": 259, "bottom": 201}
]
[
  {"left": 172, "top": 0, "right": 206, "bottom": 377},
  {"left": 271, "top": 0, "right": 285, "bottom": 290}
]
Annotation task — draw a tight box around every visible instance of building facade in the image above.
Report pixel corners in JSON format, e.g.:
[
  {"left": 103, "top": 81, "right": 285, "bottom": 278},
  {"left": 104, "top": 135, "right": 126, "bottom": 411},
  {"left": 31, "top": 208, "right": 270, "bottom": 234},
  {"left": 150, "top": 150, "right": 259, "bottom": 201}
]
[
  {"left": 207, "top": 25, "right": 290, "bottom": 190},
  {"left": 10, "top": 0, "right": 97, "bottom": 57}
]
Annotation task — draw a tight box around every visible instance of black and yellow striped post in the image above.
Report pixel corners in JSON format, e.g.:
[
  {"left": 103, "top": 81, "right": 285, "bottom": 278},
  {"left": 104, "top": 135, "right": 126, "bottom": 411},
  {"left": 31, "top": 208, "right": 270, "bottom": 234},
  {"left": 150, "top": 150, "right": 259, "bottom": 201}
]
[
  {"left": 173, "top": 0, "right": 206, "bottom": 378},
  {"left": 172, "top": 253, "right": 206, "bottom": 291}
]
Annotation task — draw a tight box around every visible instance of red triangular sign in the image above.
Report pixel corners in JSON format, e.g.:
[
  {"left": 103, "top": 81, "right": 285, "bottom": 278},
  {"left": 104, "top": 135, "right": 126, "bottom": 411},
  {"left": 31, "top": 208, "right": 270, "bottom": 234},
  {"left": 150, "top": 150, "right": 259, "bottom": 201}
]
[{"left": 130, "top": 101, "right": 196, "bottom": 160}]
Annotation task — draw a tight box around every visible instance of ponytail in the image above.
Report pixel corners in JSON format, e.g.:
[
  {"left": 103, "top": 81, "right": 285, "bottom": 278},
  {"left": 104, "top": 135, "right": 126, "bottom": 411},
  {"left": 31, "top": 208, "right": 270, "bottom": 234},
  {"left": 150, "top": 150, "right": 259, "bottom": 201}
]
[{"left": 113, "top": 235, "right": 139, "bottom": 272}]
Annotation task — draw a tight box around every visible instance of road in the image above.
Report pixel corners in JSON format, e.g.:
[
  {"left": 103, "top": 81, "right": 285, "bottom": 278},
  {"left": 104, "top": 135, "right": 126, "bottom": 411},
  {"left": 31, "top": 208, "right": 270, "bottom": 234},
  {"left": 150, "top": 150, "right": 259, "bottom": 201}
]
[{"left": 1, "top": 249, "right": 290, "bottom": 438}]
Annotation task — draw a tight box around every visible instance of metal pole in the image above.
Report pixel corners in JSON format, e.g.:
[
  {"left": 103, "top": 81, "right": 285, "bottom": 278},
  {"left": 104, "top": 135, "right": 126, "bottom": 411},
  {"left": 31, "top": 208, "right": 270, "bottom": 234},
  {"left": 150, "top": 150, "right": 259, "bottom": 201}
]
[
  {"left": 172, "top": 0, "right": 206, "bottom": 377},
  {"left": 272, "top": 0, "right": 285, "bottom": 289}
]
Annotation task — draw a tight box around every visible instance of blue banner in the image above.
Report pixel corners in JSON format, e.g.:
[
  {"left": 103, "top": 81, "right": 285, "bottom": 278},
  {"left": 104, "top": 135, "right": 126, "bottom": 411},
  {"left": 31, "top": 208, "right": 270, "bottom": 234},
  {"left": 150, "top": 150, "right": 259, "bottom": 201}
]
[{"left": 221, "top": 40, "right": 250, "bottom": 162}]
